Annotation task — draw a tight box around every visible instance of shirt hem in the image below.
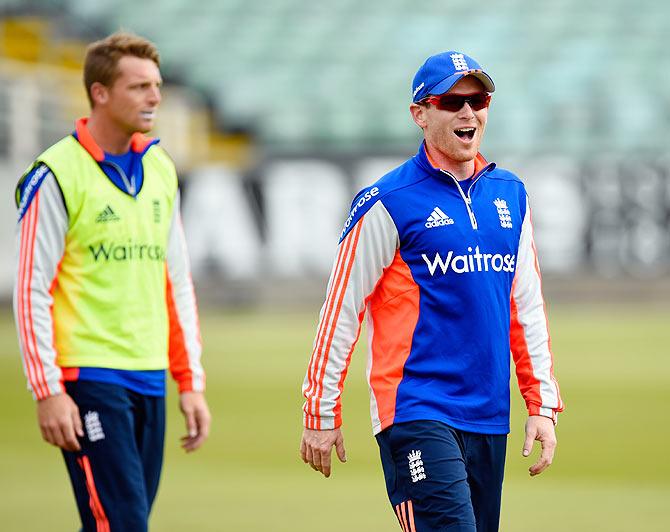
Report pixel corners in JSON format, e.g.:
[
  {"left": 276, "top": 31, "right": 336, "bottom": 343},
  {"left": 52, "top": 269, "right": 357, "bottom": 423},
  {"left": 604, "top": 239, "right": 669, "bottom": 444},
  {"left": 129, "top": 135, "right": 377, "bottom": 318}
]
[
  {"left": 71, "top": 373, "right": 166, "bottom": 397},
  {"left": 373, "top": 412, "right": 510, "bottom": 436},
  {"left": 59, "top": 359, "right": 167, "bottom": 371}
]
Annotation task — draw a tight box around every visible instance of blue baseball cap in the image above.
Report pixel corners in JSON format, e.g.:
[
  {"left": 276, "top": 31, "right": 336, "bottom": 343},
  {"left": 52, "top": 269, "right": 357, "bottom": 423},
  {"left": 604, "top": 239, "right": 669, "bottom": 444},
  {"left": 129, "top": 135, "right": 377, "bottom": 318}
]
[{"left": 412, "top": 51, "right": 495, "bottom": 102}]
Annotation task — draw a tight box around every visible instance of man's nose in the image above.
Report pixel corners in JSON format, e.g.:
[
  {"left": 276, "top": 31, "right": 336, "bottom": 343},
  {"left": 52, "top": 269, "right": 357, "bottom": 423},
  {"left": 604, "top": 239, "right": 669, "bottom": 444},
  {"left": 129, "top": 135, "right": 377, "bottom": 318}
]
[{"left": 149, "top": 85, "right": 161, "bottom": 105}]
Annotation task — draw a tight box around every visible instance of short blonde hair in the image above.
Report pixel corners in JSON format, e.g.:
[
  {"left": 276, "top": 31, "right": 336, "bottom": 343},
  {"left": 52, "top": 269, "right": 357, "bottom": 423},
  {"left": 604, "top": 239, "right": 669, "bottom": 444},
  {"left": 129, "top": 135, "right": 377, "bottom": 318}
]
[{"left": 83, "top": 31, "right": 160, "bottom": 106}]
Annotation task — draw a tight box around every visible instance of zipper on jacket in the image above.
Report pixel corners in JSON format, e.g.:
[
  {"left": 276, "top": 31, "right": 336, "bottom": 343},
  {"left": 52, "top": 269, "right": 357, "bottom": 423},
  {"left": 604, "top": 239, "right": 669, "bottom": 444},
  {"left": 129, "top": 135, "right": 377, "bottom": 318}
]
[
  {"left": 103, "top": 160, "right": 137, "bottom": 197},
  {"left": 440, "top": 169, "right": 484, "bottom": 230}
]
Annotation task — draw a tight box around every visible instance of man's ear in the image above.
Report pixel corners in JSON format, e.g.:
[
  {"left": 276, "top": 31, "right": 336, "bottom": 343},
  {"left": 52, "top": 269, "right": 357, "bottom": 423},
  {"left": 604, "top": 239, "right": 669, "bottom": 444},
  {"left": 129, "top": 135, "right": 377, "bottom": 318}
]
[
  {"left": 89, "top": 82, "right": 109, "bottom": 107},
  {"left": 409, "top": 103, "right": 427, "bottom": 129}
]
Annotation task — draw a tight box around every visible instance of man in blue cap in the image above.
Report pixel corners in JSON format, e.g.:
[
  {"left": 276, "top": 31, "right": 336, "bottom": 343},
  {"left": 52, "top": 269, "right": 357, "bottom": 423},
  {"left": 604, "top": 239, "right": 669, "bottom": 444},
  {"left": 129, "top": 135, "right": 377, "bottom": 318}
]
[{"left": 300, "top": 51, "right": 563, "bottom": 531}]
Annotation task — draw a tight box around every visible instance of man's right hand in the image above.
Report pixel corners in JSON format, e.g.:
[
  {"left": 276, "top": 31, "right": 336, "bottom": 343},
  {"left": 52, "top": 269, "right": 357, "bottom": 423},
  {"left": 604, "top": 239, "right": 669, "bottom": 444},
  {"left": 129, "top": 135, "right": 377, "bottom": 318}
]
[
  {"left": 37, "top": 394, "right": 84, "bottom": 451},
  {"left": 299, "top": 427, "right": 347, "bottom": 478}
]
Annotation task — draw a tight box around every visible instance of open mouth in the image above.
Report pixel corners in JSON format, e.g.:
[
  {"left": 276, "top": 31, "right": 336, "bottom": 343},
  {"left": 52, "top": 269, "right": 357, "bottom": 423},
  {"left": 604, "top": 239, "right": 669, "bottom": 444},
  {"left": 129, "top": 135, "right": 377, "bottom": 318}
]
[
  {"left": 140, "top": 111, "right": 156, "bottom": 120},
  {"left": 454, "top": 127, "right": 475, "bottom": 141}
]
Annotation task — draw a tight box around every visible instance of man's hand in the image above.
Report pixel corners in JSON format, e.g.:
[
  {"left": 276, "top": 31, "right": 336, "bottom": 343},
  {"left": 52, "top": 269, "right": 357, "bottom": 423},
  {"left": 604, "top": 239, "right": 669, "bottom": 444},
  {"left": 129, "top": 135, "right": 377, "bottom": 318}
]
[
  {"left": 300, "top": 427, "right": 346, "bottom": 478},
  {"left": 522, "top": 415, "right": 557, "bottom": 476},
  {"left": 179, "top": 391, "right": 211, "bottom": 452},
  {"left": 36, "top": 394, "right": 84, "bottom": 452}
]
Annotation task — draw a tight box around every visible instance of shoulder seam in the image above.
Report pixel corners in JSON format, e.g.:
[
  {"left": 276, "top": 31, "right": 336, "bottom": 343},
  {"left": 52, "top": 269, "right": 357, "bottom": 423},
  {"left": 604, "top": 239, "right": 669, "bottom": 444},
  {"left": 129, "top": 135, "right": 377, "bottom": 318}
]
[
  {"left": 33, "top": 164, "right": 70, "bottom": 220},
  {"left": 49, "top": 170, "right": 69, "bottom": 220},
  {"left": 16, "top": 163, "right": 52, "bottom": 210},
  {"left": 375, "top": 171, "right": 433, "bottom": 203},
  {"left": 481, "top": 173, "right": 523, "bottom": 184}
]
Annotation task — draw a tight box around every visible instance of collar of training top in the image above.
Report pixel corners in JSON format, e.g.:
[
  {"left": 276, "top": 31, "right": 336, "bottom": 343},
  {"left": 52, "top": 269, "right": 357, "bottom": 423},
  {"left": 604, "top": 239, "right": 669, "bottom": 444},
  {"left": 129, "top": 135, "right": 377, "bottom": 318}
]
[{"left": 74, "top": 117, "right": 157, "bottom": 162}]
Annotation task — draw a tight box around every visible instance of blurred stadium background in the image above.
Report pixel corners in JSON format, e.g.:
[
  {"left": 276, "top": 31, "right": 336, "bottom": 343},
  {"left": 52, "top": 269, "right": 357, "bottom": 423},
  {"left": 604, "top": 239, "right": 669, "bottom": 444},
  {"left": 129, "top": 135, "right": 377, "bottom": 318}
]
[{"left": 0, "top": 1, "right": 668, "bottom": 530}]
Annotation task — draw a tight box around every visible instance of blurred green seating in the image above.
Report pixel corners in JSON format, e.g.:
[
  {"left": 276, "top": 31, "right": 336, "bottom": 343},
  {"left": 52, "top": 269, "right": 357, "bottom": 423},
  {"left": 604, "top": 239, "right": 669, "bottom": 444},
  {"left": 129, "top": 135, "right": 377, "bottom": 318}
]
[{"left": 48, "top": 0, "right": 670, "bottom": 156}]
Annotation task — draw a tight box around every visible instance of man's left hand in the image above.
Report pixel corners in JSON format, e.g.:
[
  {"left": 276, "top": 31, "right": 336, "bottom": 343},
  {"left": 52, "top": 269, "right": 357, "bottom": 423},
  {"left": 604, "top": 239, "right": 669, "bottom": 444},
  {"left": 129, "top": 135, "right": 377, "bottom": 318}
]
[
  {"left": 179, "top": 391, "right": 211, "bottom": 452},
  {"left": 522, "top": 415, "right": 557, "bottom": 476}
]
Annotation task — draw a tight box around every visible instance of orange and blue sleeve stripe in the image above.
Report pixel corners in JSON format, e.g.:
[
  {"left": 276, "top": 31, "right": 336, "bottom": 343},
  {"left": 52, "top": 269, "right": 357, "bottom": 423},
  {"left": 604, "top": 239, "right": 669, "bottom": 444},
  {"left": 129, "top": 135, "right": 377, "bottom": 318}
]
[
  {"left": 165, "top": 192, "right": 205, "bottom": 393},
  {"left": 14, "top": 171, "right": 68, "bottom": 400},
  {"left": 303, "top": 198, "right": 400, "bottom": 430},
  {"left": 510, "top": 204, "right": 564, "bottom": 420}
]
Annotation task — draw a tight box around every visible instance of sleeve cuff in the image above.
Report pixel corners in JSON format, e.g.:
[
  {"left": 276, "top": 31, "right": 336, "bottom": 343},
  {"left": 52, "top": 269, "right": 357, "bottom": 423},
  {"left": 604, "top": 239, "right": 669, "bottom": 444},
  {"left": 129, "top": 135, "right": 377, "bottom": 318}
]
[
  {"left": 527, "top": 404, "right": 559, "bottom": 424},
  {"left": 32, "top": 385, "right": 64, "bottom": 401},
  {"left": 303, "top": 412, "right": 338, "bottom": 430},
  {"left": 177, "top": 381, "right": 193, "bottom": 393},
  {"left": 176, "top": 378, "right": 205, "bottom": 393},
  {"left": 174, "top": 370, "right": 205, "bottom": 393},
  {"left": 30, "top": 375, "right": 67, "bottom": 401}
]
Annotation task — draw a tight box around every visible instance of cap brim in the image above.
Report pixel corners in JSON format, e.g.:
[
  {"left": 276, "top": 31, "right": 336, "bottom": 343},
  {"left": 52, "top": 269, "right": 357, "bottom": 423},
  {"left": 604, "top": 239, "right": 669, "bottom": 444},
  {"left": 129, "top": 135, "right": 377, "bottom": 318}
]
[{"left": 429, "top": 70, "right": 495, "bottom": 96}]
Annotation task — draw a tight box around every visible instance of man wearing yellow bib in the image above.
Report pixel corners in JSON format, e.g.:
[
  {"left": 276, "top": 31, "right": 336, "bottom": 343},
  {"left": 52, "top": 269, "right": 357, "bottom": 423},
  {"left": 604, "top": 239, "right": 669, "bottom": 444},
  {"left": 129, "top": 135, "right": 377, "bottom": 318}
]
[{"left": 13, "top": 32, "right": 210, "bottom": 531}]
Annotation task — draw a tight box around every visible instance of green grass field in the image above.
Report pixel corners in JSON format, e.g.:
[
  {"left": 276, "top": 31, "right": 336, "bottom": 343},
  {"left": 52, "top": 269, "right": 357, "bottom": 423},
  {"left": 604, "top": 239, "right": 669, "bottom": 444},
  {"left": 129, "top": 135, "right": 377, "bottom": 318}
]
[{"left": 1, "top": 303, "right": 669, "bottom": 531}]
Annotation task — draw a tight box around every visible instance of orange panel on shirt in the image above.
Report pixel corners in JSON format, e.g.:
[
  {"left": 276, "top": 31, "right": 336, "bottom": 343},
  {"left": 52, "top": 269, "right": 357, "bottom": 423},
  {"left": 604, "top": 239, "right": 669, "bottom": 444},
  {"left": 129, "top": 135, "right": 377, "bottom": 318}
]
[
  {"left": 509, "top": 282, "right": 542, "bottom": 408},
  {"left": 166, "top": 269, "right": 193, "bottom": 392},
  {"left": 368, "top": 249, "right": 420, "bottom": 431}
]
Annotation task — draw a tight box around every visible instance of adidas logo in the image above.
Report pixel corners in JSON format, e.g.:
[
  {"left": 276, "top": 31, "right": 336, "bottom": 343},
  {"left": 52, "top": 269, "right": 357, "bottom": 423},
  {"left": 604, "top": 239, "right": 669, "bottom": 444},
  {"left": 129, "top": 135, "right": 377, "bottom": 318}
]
[
  {"left": 96, "top": 205, "right": 120, "bottom": 223},
  {"left": 425, "top": 207, "right": 454, "bottom": 228}
]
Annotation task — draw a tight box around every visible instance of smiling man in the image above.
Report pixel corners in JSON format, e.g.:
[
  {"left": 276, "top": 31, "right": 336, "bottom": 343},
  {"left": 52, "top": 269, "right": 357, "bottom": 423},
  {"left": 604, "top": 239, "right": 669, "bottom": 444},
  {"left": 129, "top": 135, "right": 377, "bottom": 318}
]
[
  {"left": 13, "top": 32, "right": 210, "bottom": 531},
  {"left": 300, "top": 51, "right": 563, "bottom": 531}
]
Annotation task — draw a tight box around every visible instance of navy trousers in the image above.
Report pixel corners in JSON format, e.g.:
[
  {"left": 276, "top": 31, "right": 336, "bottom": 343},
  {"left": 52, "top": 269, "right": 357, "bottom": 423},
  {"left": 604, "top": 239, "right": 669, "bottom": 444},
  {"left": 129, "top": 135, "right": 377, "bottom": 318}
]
[
  {"left": 376, "top": 420, "right": 507, "bottom": 532},
  {"left": 61, "top": 380, "right": 165, "bottom": 532}
]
